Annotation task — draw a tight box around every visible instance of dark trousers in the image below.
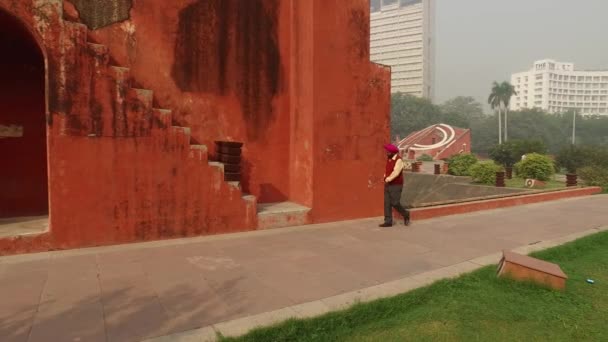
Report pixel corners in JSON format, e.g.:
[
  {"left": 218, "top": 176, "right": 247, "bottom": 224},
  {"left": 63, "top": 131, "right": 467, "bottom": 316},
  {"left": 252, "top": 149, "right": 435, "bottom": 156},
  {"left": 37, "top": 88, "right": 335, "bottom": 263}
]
[{"left": 384, "top": 184, "right": 410, "bottom": 224}]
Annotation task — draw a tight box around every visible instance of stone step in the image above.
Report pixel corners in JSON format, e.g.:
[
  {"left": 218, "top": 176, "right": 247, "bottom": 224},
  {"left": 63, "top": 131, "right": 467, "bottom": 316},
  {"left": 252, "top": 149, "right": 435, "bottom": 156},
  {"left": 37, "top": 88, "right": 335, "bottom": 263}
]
[
  {"left": 56, "top": 20, "right": 258, "bottom": 215},
  {"left": 152, "top": 108, "right": 172, "bottom": 128},
  {"left": 126, "top": 88, "right": 153, "bottom": 136},
  {"left": 108, "top": 66, "right": 131, "bottom": 137},
  {"left": 257, "top": 201, "right": 311, "bottom": 230},
  {"left": 189, "top": 144, "right": 208, "bottom": 162}
]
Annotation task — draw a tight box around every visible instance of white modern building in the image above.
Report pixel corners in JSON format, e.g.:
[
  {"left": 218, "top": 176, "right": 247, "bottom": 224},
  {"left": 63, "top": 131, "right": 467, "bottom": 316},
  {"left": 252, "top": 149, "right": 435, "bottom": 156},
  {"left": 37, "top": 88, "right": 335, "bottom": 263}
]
[
  {"left": 370, "top": 0, "right": 435, "bottom": 99},
  {"left": 511, "top": 59, "right": 608, "bottom": 116}
]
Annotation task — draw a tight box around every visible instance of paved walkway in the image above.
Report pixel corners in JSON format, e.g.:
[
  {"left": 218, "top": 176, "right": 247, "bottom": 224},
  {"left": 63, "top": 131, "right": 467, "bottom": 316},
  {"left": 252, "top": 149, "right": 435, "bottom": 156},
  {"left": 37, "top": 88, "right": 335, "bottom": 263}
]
[{"left": 1, "top": 195, "right": 608, "bottom": 342}]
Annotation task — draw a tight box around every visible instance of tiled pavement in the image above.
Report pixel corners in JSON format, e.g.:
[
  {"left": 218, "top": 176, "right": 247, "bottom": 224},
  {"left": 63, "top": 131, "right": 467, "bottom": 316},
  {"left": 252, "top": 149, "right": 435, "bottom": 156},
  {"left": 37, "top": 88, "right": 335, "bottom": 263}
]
[{"left": 1, "top": 195, "right": 608, "bottom": 342}]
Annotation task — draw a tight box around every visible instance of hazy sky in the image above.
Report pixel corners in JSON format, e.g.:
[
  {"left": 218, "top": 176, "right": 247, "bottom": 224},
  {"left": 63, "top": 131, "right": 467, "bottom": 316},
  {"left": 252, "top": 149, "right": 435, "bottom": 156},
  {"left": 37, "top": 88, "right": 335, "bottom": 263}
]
[{"left": 435, "top": 0, "right": 608, "bottom": 108}]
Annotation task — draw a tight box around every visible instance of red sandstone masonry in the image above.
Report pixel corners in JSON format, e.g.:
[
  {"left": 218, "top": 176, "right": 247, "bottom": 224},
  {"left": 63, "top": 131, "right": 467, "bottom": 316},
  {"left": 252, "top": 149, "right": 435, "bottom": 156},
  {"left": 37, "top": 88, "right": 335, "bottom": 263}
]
[
  {"left": 0, "top": 233, "right": 53, "bottom": 256},
  {"left": 409, "top": 187, "right": 602, "bottom": 221},
  {"left": 2, "top": 187, "right": 601, "bottom": 256}
]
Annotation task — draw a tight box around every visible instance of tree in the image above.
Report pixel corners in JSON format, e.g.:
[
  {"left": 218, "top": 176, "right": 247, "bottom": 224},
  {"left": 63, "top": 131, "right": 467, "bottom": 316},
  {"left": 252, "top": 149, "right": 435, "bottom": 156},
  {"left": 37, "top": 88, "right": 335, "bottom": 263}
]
[
  {"left": 556, "top": 145, "right": 585, "bottom": 174},
  {"left": 489, "top": 141, "right": 519, "bottom": 167},
  {"left": 390, "top": 93, "right": 608, "bottom": 157},
  {"left": 503, "top": 109, "right": 570, "bottom": 153},
  {"left": 515, "top": 139, "right": 547, "bottom": 156},
  {"left": 499, "top": 81, "right": 517, "bottom": 142},
  {"left": 556, "top": 144, "right": 608, "bottom": 174},
  {"left": 577, "top": 115, "right": 608, "bottom": 146},
  {"left": 470, "top": 113, "right": 498, "bottom": 156},
  {"left": 489, "top": 139, "right": 546, "bottom": 169},
  {"left": 488, "top": 81, "right": 517, "bottom": 144},
  {"left": 391, "top": 93, "right": 442, "bottom": 137},
  {"left": 488, "top": 82, "right": 503, "bottom": 145},
  {"left": 440, "top": 96, "right": 484, "bottom": 118},
  {"left": 439, "top": 96, "right": 485, "bottom": 128}
]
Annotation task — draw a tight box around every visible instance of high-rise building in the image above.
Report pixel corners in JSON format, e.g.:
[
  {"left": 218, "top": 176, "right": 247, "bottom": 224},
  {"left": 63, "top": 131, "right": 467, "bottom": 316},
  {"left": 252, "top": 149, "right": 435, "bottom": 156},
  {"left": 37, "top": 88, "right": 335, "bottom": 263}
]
[
  {"left": 511, "top": 59, "right": 608, "bottom": 116},
  {"left": 370, "top": 0, "right": 435, "bottom": 99}
]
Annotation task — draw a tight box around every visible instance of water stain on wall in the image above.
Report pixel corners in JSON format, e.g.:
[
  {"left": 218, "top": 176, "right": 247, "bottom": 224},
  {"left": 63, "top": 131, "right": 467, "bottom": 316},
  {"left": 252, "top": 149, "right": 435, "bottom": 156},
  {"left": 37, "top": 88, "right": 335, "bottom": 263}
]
[
  {"left": 349, "top": 9, "right": 369, "bottom": 60},
  {"left": 172, "top": 0, "right": 282, "bottom": 141},
  {"left": 69, "top": 0, "right": 133, "bottom": 30}
]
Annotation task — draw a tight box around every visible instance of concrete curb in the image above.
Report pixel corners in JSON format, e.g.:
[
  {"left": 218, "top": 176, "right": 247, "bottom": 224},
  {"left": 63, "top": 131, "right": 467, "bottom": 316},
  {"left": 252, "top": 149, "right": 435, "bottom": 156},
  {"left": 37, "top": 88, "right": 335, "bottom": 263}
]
[{"left": 142, "top": 225, "right": 608, "bottom": 342}]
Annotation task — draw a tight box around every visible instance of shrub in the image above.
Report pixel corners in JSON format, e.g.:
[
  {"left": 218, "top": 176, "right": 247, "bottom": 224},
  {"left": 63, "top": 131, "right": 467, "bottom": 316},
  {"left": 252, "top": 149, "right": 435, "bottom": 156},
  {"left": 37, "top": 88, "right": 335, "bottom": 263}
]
[
  {"left": 489, "top": 142, "right": 519, "bottom": 167},
  {"left": 447, "top": 153, "right": 478, "bottom": 176},
  {"left": 556, "top": 144, "right": 608, "bottom": 174},
  {"left": 514, "top": 153, "right": 554, "bottom": 181},
  {"left": 470, "top": 161, "right": 502, "bottom": 185},
  {"left": 556, "top": 145, "right": 585, "bottom": 174},
  {"left": 579, "top": 145, "right": 608, "bottom": 169},
  {"left": 417, "top": 154, "right": 434, "bottom": 162},
  {"left": 515, "top": 139, "right": 548, "bottom": 156},
  {"left": 578, "top": 166, "right": 608, "bottom": 188},
  {"left": 489, "top": 140, "right": 547, "bottom": 168}
]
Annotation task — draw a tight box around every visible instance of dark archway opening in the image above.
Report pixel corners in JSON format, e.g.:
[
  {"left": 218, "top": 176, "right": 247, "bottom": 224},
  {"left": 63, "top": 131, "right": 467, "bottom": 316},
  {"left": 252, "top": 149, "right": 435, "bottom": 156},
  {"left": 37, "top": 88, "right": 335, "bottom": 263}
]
[{"left": 0, "top": 10, "right": 48, "bottom": 226}]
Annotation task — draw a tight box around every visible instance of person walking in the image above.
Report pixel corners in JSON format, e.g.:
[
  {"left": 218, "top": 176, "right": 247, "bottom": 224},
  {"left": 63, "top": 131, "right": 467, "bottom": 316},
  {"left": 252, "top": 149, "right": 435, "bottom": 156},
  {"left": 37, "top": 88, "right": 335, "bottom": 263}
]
[{"left": 380, "top": 144, "right": 411, "bottom": 227}]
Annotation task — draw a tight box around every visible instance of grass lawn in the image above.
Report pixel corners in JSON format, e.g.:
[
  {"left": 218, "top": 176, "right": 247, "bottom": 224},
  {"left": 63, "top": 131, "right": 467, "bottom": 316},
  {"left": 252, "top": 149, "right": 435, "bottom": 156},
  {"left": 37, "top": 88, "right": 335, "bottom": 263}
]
[
  {"left": 504, "top": 177, "right": 566, "bottom": 189},
  {"left": 221, "top": 231, "right": 608, "bottom": 342}
]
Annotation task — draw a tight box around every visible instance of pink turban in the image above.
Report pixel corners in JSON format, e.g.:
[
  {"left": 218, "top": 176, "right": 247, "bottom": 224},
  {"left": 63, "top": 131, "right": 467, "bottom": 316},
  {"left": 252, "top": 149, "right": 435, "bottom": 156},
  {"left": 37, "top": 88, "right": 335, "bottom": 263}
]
[{"left": 384, "top": 144, "right": 399, "bottom": 154}]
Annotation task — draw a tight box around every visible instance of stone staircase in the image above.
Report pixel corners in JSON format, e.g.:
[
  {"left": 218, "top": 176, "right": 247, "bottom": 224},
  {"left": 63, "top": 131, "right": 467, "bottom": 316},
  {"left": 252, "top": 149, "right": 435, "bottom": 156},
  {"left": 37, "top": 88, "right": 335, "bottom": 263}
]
[
  {"left": 54, "top": 17, "right": 317, "bottom": 233},
  {"left": 57, "top": 20, "right": 255, "bottom": 207},
  {"left": 257, "top": 202, "right": 311, "bottom": 230}
]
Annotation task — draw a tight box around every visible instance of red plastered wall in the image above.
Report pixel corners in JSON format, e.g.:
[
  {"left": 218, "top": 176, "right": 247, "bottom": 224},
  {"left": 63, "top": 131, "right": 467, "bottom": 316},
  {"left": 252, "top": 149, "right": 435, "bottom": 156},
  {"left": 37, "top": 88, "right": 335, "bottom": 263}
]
[
  {"left": 309, "top": 0, "right": 391, "bottom": 222},
  {"left": 0, "top": 0, "right": 391, "bottom": 254},
  {"left": 71, "top": 0, "right": 292, "bottom": 203}
]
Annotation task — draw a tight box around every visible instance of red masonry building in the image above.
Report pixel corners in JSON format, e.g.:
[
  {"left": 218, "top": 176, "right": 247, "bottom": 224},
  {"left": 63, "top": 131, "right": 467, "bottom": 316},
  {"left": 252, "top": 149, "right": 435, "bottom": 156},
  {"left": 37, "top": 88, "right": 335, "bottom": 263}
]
[
  {"left": 397, "top": 124, "right": 472, "bottom": 161},
  {"left": 0, "top": 0, "right": 390, "bottom": 255}
]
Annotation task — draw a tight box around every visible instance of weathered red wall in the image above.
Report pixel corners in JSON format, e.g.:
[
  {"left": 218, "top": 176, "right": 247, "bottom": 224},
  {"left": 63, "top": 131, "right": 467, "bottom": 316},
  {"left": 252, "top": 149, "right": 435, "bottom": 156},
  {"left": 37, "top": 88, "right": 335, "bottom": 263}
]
[
  {"left": 62, "top": 0, "right": 390, "bottom": 214},
  {"left": 69, "top": 0, "right": 293, "bottom": 203},
  {"left": 309, "top": 0, "right": 391, "bottom": 222},
  {"left": 0, "top": 0, "right": 256, "bottom": 252},
  {"left": 47, "top": 130, "right": 257, "bottom": 249},
  {"left": 0, "top": 0, "right": 390, "bottom": 254},
  {"left": 0, "top": 9, "right": 48, "bottom": 218},
  {"left": 288, "top": 0, "right": 314, "bottom": 207}
]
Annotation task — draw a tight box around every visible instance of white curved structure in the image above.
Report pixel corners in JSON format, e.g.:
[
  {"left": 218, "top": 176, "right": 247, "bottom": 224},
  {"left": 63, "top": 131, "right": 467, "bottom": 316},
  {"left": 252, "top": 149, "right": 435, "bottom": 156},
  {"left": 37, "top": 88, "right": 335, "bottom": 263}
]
[
  {"left": 396, "top": 123, "right": 471, "bottom": 161},
  {"left": 397, "top": 123, "right": 456, "bottom": 151},
  {"left": 409, "top": 124, "right": 455, "bottom": 150}
]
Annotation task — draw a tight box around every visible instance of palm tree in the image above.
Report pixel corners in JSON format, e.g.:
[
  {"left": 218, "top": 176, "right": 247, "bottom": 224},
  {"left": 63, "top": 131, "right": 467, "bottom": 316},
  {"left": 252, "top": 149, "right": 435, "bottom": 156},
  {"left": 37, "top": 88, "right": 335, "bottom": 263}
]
[
  {"left": 499, "top": 81, "right": 517, "bottom": 142},
  {"left": 488, "top": 82, "right": 503, "bottom": 144}
]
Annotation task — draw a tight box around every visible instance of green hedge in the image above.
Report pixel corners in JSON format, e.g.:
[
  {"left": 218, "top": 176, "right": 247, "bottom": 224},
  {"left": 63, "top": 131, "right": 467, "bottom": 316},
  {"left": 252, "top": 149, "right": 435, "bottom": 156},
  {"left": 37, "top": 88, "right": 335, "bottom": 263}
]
[
  {"left": 447, "top": 154, "right": 478, "bottom": 176},
  {"left": 514, "top": 153, "right": 554, "bottom": 181},
  {"left": 470, "top": 161, "right": 502, "bottom": 185},
  {"left": 578, "top": 166, "right": 608, "bottom": 189}
]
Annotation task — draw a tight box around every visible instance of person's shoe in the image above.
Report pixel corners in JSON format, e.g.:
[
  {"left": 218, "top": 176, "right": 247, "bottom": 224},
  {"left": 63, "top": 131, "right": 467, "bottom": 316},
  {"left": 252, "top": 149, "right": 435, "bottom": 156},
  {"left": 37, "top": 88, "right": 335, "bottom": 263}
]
[
  {"left": 379, "top": 222, "right": 392, "bottom": 228},
  {"left": 404, "top": 216, "right": 411, "bottom": 226}
]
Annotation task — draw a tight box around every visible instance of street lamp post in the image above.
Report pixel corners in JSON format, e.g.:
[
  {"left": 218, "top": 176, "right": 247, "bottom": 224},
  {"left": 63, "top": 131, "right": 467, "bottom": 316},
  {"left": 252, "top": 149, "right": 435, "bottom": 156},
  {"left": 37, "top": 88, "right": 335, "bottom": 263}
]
[{"left": 572, "top": 110, "right": 576, "bottom": 145}]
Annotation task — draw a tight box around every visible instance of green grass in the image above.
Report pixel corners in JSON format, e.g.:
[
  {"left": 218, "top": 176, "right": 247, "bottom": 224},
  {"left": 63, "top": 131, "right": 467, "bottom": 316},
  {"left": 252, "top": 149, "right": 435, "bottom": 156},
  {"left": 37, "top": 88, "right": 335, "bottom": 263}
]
[
  {"left": 221, "top": 231, "right": 608, "bottom": 342},
  {"left": 504, "top": 177, "right": 566, "bottom": 189}
]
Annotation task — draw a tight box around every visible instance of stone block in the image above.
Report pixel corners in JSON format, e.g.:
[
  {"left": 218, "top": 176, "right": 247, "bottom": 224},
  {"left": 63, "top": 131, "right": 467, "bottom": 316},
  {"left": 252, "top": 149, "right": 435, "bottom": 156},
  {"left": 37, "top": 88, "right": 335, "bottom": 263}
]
[{"left": 497, "top": 250, "right": 567, "bottom": 290}]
